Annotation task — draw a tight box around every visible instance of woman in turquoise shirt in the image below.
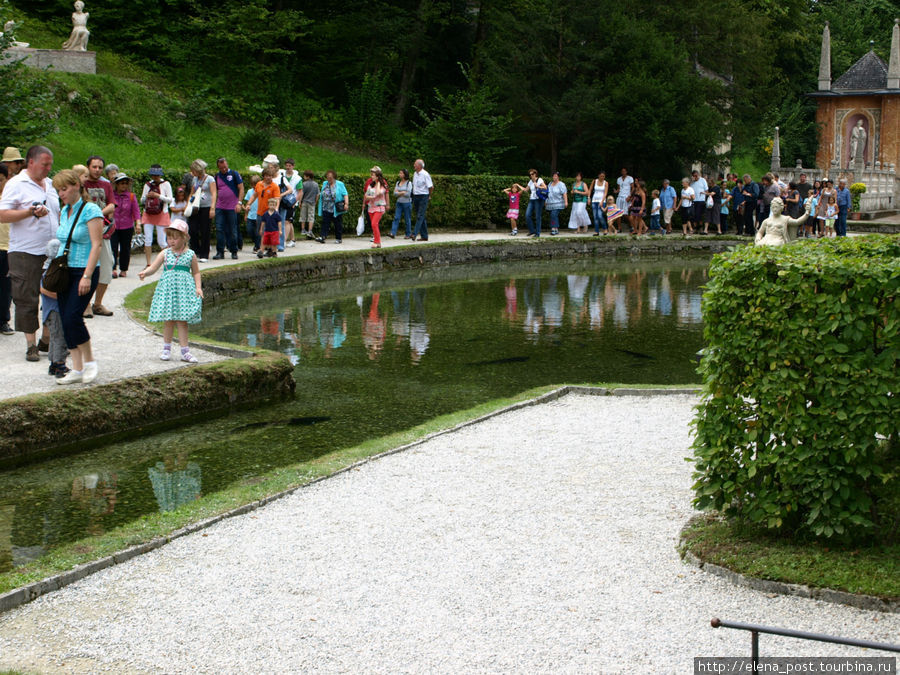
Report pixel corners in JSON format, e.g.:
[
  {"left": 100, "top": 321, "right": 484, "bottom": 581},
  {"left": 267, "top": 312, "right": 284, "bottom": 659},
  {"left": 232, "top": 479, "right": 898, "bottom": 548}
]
[
  {"left": 51, "top": 169, "right": 103, "bottom": 385},
  {"left": 315, "top": 170, "right": 349, "bottom": 244}
]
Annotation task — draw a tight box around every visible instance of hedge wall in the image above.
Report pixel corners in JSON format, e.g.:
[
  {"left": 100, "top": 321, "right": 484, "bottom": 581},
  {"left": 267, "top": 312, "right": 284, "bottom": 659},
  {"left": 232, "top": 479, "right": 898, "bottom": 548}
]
[
  {"left": 124, "top": 170, "right": 586, "bottom": 231},
  {"left": 691, "top": 236, "right": 899, "bottom": 540}
]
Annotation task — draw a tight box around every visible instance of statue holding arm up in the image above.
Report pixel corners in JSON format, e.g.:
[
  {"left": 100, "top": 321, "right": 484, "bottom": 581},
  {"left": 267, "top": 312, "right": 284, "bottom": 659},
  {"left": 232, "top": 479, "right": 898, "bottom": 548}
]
[
  {"left": 755, "top": 197, "right": 812, "bottom": 247},
  {"left": 61, "top": 1, "right": 90, "bottom": 51}
]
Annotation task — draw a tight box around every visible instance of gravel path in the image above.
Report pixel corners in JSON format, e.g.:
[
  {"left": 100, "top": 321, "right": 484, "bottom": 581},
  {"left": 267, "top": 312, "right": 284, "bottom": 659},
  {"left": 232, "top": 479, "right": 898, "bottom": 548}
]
[{"left": 1, "top": 394, "right": 897, "bottom": 673}]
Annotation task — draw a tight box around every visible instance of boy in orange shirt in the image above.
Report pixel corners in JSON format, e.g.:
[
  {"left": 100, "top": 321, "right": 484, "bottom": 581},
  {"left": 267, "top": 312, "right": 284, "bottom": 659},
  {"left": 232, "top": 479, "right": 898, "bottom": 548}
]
[{"left": 254, "top": 166, "right": 281, "bottom": 223}]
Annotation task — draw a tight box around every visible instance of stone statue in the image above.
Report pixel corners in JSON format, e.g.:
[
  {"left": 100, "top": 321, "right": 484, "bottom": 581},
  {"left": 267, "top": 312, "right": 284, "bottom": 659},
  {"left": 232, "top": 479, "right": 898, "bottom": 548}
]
[
  {"left": 1, "top": 20, "right": 29, "bottom": 48},
  {"left": 755, "top": 197, "right": 812, "bottom": 247},
  {"left": 61, "top": 1, "right": 90, "bottom": 51},
  {"left": 849, "top": 120, "right": 867, "bottom": 164}
]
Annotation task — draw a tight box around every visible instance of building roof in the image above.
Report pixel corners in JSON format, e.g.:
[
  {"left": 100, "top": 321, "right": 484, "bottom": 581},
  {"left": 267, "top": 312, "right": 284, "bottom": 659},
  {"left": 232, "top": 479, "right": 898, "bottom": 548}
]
[{"left": 833, "top": 51, "right": 890, "bottom": 91}]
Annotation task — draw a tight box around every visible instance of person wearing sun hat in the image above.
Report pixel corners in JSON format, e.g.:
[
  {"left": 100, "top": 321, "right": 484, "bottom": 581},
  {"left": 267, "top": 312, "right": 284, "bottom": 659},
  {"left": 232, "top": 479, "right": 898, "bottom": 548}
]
[{"left": 1, "top": 147, "right": 25, "bottom": 177}]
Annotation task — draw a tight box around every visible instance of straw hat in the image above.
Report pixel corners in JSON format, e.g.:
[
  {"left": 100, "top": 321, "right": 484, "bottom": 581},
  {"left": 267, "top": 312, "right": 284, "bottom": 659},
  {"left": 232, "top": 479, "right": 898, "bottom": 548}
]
[{"left": 1, "top": 147, "right": 24, "bottom": 163}]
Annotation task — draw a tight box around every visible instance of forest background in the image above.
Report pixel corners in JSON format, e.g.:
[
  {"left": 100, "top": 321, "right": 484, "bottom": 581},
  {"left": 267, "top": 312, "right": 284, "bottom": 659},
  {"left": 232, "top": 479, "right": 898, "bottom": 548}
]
[{"left": 3, "top": 0, "right": 900, "bottom": 180}]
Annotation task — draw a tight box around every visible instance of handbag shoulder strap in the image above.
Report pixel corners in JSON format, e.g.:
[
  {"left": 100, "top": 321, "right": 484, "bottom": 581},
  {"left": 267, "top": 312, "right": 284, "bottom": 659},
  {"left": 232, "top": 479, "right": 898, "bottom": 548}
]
[{"left": 61, "top": 202, "right": 87, "bottom": 256}]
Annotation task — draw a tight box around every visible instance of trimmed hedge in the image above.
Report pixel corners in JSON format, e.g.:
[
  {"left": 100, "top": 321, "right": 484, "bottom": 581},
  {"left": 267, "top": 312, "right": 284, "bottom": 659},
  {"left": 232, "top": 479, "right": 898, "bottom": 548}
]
[
  {"left": 123, "top": 169, "right": 586, "bottom": 230},
  {"left": 691, "top": 236, "right": 899, "bottom": 541}
]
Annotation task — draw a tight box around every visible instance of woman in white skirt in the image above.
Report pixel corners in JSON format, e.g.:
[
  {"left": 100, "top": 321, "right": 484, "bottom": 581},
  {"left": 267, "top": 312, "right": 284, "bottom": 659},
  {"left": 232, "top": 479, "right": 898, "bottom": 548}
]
[{"left": 568, "top": 172, "right": 592, "bottom": 233}]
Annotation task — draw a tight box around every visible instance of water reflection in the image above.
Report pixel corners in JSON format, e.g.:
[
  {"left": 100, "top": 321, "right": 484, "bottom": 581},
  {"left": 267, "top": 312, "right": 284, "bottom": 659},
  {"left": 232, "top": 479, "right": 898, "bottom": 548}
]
[
  {"left": 148, "top": 452, "right": 202, "bottom": 513},
  {"left": 212, "top": 269, "right": 705, "bottom": 365},
  {"left": 0, "top": 260, "right": 709, "bottom": 568}
]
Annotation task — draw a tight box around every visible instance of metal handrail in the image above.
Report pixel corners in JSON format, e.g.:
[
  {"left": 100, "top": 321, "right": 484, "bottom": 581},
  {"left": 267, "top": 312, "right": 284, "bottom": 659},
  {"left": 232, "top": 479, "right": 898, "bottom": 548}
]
[{"left": 711, "top": 617, "right": 900, "bottom": 670}]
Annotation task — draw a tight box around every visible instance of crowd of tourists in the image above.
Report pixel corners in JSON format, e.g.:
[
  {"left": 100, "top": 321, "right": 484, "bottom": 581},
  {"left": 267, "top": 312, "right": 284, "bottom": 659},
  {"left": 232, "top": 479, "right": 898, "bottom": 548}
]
[
  {"left": 506, "top": 167, "right": 852, "bottom": 238},
  {"left": 0, "top": 146, "right": 438, "bottom": 385},
  {"left": 0, "top": 142, "right": 854, "bottom": 388}
]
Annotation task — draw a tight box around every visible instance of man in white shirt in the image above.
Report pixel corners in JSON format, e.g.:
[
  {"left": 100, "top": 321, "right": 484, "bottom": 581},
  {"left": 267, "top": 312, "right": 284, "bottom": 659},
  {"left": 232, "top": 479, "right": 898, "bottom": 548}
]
[
  {"left": 689, "top": 170, "right": 709, "bottom": 232},
  {"left": 411, "top": 158, "right": 433, "bottom": 242},
  {"left": 615, "top": 168, "right": 633, "bottom": 213},
  {"left": 0, "top": 145, "right": 60, "bottom": 361}
]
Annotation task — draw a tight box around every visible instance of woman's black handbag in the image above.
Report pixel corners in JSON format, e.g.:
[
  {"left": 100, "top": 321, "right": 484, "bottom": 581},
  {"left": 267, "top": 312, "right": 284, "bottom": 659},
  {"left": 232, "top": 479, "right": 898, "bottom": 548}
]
[{"left": 43, "top": 202, "right": 85, "bottom": 294}]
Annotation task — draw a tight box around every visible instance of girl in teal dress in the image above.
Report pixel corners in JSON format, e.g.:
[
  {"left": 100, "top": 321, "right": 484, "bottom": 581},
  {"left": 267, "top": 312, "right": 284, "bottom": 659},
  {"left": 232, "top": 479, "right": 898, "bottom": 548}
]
[{"left": 138, "top": 221, "right": 204, "bottom": 363}]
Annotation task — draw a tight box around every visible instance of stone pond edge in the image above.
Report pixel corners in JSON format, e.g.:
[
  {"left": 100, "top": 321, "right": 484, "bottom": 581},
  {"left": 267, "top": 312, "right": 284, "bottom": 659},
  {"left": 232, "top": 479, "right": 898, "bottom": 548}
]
[
  {"left": 678, "top": 515, "right": 900, "bottom": 614},
  {"left": 0, "top": 385, "right": 698, "bottom": 615}
]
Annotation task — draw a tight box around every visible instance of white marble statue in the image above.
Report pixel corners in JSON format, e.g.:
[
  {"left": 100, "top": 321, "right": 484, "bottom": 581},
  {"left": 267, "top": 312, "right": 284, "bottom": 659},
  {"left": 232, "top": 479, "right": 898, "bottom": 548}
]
[
  {"left": 849, "top": 120, "right": 867, "bottom": 164},
  {"left": 755, "top": 197, "right": 813, "bottom": 247},
  {"left": 2, "top": 20, "right": 29, "bottom": 48},
  {"left": 61, "top": 1, "right": 89, "bottom": 51}
]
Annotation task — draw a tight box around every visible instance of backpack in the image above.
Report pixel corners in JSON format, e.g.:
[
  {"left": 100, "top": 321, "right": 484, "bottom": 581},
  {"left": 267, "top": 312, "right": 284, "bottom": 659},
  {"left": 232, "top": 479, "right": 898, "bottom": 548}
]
[{"left": 144, "top": 182, "right": 162, "bottom": 215}]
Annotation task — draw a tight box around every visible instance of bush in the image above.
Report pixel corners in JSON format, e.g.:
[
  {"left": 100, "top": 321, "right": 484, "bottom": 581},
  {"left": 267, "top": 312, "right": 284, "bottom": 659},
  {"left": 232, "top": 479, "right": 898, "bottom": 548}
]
[
  {"left": 691, "top": 237, "right": 899, "bottom": 541},
  {"left": 849, "top": 182, "right": 867, "bottom": 212},
  {"left": 239, "top": 128, "right": 273, "bottom": 159}
]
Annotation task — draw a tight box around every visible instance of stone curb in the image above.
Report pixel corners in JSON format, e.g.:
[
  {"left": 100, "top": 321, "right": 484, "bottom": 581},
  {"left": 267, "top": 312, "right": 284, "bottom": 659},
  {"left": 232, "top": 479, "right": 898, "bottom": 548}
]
[
  {"left": 678, "top": 519, "right": 900, "bottom": 614},
  {"left": 0, "top": 385, "right": 698, "bottom": 615}
]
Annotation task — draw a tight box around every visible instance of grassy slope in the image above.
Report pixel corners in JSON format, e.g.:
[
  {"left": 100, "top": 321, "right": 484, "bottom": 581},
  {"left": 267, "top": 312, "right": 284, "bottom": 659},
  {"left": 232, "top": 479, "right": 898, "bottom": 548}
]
[{"left": 8, "top": 7, "right": 400, "bottom": 176}]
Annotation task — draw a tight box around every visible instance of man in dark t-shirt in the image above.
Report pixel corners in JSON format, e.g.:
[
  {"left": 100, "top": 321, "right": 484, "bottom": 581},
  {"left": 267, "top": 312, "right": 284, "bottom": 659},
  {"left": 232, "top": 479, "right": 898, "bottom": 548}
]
[
  {"left": 795, "top": 173, "right": 812, "bottom": 203},
  {"left": 82, "top": 155, "right": 116, "bottom": 317}
]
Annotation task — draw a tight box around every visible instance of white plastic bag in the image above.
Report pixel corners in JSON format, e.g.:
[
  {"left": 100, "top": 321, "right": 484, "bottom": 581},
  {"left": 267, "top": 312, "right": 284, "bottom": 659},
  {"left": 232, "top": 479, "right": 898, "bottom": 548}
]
[{"left": 356, "top": 215, "right": 365, "bottom": 236}]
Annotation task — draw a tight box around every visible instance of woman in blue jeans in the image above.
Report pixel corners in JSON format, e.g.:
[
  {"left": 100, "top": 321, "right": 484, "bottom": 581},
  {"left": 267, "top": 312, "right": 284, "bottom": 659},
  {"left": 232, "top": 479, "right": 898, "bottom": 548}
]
[
  {"left": 51, "top": 169, "right": 103, "bottom": 385},
  {"left": 524, "top": 169, "right": 546, "bottom": 237},
  {"left": 590, "top": 171, "right": 609, "bottom": 234},
  {"left": 391, "top": 169, "right": 412, "bottom": 238}
]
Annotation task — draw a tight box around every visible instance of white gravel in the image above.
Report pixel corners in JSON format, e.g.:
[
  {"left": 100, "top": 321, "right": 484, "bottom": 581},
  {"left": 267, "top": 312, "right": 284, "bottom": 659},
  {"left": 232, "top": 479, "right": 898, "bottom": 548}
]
[{"left": 0, "top": 394, "right": 897, "bottom": 674}]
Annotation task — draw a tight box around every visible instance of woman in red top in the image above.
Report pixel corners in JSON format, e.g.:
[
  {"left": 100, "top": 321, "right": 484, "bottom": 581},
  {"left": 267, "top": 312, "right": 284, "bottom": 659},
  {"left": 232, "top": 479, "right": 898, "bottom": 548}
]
[
  {"left": 364, "top": 166, "right": 389, "bottom": 249},
  {"left": 111, "top": 174, "right": 141, "bottom": 277}
]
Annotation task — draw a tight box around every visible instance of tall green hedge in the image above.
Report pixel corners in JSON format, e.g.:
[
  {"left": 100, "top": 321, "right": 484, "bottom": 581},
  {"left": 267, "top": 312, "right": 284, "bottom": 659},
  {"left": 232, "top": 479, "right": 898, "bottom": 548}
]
[
  {"left": 691, "top": 236, "right": 899, "bottom": 540},
  {"left": 124, "top": 170, "right": 581, "bottom": 230}
]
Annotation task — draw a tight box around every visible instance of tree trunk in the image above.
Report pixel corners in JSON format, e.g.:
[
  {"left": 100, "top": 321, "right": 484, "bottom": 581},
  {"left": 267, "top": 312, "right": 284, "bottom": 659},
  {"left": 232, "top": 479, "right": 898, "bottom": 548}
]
[{"left": 392, "top": 0, "right": 429, "bottom": 127}]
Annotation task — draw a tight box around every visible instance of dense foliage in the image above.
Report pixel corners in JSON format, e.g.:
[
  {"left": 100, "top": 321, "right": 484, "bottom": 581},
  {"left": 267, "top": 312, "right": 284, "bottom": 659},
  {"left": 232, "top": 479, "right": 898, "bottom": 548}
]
[
  {"left": 8, "top": 0, "right": 900, "bottom": 175},
  {"left": 692, "top": 237, "right": 899, "bottom": 542},
  {"left": 0, "top": 7, "right": 57, "bottom": 146}
]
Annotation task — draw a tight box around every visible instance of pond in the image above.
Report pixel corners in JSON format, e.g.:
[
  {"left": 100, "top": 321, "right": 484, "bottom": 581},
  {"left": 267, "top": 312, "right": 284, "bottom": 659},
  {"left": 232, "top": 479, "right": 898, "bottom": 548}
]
[{"left": 0, "top": 258, "right": 708, "bottom": 571}]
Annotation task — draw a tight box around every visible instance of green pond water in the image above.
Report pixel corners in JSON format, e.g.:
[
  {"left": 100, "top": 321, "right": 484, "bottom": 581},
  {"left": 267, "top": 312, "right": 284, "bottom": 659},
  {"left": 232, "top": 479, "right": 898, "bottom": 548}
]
[{"left": 0, "top": 258, "right": 708, "bottom": 571}]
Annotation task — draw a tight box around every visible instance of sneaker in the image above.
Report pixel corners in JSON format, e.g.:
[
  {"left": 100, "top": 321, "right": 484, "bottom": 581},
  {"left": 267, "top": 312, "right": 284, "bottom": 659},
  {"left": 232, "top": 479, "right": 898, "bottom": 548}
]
[
  {"left": 181, "top": 351, "right": 198, "bottom": 364},
  {"left": 510, "top": 229, "right": 517, "bottom": 236},
  {"left": 315, "top": 237, "right": 325, "bottom": 244},
  {"left": 231, "top": 253, "right": 238, "bottom": 260},
  {"left": 26, "top": 345, "right": 39, "bottom": 362},
  {"left": 92, "top": 304, "right": 113, "bottom": 317},
  {"left": 0, "top": 322, "right": 13, "bottom": 335},
  {"left": 199, "top": 258, "right": 208, "bottom": 263},
  {"left": 305, "top": 232, "right": 315, "bottom": 240},
  {"left": 56, "top": 369, "right": 83, "bottom": 385},
  {"left": 287, "top": 241, "right": 296, "bottom": 248},
  {"left": 212, "top": 254, "right": 225, "bottom": 260},
  {"left": 160, "top": 347, "right": 171, "bottom": 361},
  {"left": 257, "top": 251, "right": 265, "bottom": 258},
  {"left": 82, "top": 361, "right": 98, "bottom": 384},
  {"left": 388, "top": 233, "right": 395, "bottom": 239},
  {"left": 335, "top": 239, "right": 342, "bottom": 244},
  {"left": 37, "top": 339, "right": 49, "bottom": 352}
]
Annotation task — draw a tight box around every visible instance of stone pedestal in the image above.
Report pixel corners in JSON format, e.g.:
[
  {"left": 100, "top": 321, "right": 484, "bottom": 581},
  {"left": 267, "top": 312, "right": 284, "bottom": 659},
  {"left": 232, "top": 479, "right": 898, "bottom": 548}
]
[{"left": 3, "top": 47, "right": 96, "bottom": 74}]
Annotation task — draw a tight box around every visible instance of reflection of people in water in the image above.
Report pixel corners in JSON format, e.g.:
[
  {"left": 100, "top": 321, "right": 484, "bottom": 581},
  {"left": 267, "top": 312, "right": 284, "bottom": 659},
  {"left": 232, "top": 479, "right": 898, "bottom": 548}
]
[
  {"left": 408, "top": 288, "right": 429, "bottom": 364},
  {"left": 0, "top": 505, "right": 14, "bottom": 573},
  {"left": 361, "top": 293, "right": 386, "bottom": 360},
  {"left": 70, "top": 472, "right": 118, "bottom": 535},
  {"left": 148, "top": 451, "right": 201, "bottom": 513},
  {"left": 503, "top": 280, "right": 518, "bottom": 321},
  {"left": 566, "top": 275, "right": 589, "bottom": 327},
  {"left": 316, "top": 306, "right": 347, "bottom": 358}
]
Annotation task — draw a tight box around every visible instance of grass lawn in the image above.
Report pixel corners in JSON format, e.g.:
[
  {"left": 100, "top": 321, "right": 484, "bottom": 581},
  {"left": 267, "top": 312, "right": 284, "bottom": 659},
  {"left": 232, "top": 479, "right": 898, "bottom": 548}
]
[{"left": 680, "top": 515, "right": 900, "bottom": 600}]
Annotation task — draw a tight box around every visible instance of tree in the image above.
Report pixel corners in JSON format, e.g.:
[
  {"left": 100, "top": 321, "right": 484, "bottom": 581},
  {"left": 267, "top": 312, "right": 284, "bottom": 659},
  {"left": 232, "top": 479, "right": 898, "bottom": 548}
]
[
  {"left": 0, "top": 10, "right": 57, "bottom": 146},
  {"left": 418, "top": 67, "right": 513, "bottom": 174}
]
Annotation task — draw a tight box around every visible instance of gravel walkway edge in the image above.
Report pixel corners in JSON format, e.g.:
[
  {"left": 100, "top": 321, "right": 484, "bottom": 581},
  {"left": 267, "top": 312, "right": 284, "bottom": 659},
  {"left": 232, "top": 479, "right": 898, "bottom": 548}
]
[{"left": 2, "top": 385, "right": 697, "bottom": 614}]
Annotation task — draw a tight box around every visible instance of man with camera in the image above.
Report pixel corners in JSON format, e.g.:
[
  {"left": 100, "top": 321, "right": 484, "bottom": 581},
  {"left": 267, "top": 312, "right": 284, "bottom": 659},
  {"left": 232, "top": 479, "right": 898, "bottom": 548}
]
[{"left": 0, "top": 146, "right": 60, "bottom": 361}]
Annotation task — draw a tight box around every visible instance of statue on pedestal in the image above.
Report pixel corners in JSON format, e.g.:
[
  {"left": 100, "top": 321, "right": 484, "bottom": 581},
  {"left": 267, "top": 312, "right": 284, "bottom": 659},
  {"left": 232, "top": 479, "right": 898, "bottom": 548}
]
[
  {"left": 849, "top": 120, "right": 867, "bottom": 166},
  {"left": 1, "top": 20, "right": 29, "bottom": 48},
  {"left": 755, "top": 197, "right": 813, "bottom": 247},
  {"left": 61, "top": 1, "right": 89, "bottom": 51}
]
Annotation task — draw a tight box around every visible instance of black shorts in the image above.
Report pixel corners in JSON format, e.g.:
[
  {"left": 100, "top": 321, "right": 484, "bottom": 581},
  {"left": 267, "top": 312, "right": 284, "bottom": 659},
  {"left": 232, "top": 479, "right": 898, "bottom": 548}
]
[
  {"left": 693, "top": 201, "right": 706, "bottom": 223},
  {"left": 680, "top": 206, "right": 693, "bottom": 223}
]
